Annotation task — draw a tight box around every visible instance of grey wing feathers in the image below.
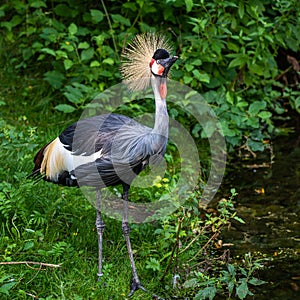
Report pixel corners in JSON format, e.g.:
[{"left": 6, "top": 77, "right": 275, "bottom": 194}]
[{"left": 72, "top": 115, "right": 167, "bottom": 188}]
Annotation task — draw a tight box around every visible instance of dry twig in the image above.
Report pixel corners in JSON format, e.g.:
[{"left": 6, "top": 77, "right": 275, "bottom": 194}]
[{"left": 0, "top": 261, "right": 61, "bottom": 269}]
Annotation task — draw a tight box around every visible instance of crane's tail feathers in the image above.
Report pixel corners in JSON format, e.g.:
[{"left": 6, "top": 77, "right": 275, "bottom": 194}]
[
  {"left": 26, "top": 168, "right": 45, "bottom": 184},
  {"left": 27, "top": 169, "right": 41, "bottom": 178},
  {"left": 28, "top": 138, "right": 80, "bottom": 187},
  {"left": 31, "top": 142, "right": 51, "bottom": 172},
  {"left": 27, "top": 142, "right": 50, "bottom": 182},
  {"left": 28, "top": 139, "right": 61, "bottom": 183}
]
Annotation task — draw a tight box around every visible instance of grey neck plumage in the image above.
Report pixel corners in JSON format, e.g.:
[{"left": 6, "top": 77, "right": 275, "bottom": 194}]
[{"left": 151, "top": 76, "right": 169, "bottom": 139}]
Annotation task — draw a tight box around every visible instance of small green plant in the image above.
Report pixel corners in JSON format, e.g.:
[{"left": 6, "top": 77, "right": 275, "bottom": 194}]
[
  {"left": 139, "top": 188, "right": 266, "bottom": 299},
  {"left": 0, "top": 274, "right": 17, "bottom": 296},
  {"left": 146, "top": 257, "right": 161, "bottom": 272},
  {"left": 220, "top": 254, "right": 266, "bottom": 299},
  {"left": 38, "top": 241, "right": 74, "bottom": 260},
  {"left": 181, "top": 253, "right": 266, "bottom": 300},
  {"left": 183, "top": 272, "right": 218, "bottom": 300}
]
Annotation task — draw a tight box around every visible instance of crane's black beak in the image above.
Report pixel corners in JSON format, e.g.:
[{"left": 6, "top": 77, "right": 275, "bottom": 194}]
[{"left": 159, "top": 56, "right": 178, "bottom": 77}]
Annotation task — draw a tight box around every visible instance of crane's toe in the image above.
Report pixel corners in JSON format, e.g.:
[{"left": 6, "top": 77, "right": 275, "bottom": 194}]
[{"left": 128, "top": 277, "right": 147, "bottom": 297}]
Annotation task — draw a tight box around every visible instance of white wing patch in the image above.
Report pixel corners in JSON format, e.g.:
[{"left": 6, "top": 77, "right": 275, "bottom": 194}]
[{"left": 41, "top": 137, "right": 102, "bottom": 182}]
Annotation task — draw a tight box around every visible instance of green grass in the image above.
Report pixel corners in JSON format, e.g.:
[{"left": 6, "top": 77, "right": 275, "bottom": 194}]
[
  {"left": 0, "top": 60, "right": 264, "bottom": 299},
  {"left": 0, "top": 187, "right": 171, "bottom": 300},
  {"left": 0, "top": 176, "right": 165, "bottom": 299},
  {"left": 0, "top": 215, "right": 162, "bottom": 299},
  {"left": 0, "top": 71, "right": 176, "bottom": 299}
]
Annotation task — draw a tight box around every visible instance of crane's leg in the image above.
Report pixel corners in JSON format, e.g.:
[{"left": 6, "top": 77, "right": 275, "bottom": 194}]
[
  {"left": 122, "top": 184, "right": 146, "bottom": 297},
  {"left": 95, "top": 189, "right": 105, "bottom": 280}
]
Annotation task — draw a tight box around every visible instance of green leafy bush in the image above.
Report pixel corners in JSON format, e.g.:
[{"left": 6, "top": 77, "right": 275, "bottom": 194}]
[
  {"left": 0, "top": 1, "right": 298, "bottom": 298},
  {"left": 1, "top": 0, "right": 299, "bottom": 151}
]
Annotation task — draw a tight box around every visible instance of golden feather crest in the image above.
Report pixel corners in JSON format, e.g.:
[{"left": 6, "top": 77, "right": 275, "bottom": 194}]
[{"left": 121, "top": 33, "right": 173, "bottom": 91}]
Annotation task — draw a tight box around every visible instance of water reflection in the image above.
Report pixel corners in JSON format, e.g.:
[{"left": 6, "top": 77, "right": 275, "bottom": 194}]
[{"left": 221, "top": 134, "right": 300, "bottom": 299}]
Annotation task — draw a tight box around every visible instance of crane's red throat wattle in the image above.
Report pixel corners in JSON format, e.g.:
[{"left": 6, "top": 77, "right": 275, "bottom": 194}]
[{"left": 160, "top": 81, "right": 167, "bottom": 99}]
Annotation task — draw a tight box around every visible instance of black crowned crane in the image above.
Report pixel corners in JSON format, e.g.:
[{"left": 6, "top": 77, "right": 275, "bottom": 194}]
[{"left": 29, "top": 33, "right": 178, "bottom": 297}]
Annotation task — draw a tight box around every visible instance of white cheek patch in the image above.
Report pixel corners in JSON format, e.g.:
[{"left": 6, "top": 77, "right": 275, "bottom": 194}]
[{"left": 151, "top": 61, "right": 164, "bottom": 76}]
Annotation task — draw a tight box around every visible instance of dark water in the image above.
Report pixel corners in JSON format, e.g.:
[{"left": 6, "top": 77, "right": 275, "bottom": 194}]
[{"left": 221, "top": 133, "right": 300, "bottom": 299}]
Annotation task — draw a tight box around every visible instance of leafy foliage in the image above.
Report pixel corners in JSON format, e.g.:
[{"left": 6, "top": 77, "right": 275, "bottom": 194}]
[
  {"left": 0, "top": 274, "right": 17, "bottom": 296},
  {"left": 0, "top": 0, "right": 298, "bottom": 298},
  {"left": 183, "top": 253, "right": 266, "bottom": 300},
  {"left": 0, "top": 120, "right": 265, "bottom": 299},
  {"left": 1, "top": 0, "right": 299, "bottom": 151}
]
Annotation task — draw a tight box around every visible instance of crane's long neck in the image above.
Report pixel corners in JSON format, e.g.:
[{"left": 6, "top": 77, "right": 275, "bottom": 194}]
[{"left": 151, "top": 76, "right": 169, "bottom": 138}]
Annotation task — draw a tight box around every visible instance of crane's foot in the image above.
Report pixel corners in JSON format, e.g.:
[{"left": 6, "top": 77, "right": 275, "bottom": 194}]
[{"left": 128, "top": 277, "right": 147, "bottom": 297}]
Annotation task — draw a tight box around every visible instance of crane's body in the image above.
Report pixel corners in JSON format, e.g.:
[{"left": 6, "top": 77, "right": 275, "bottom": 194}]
[
  {"left": 33, "top": 110, "right": 167, "bottom": 188},
  {"left": 29, "top": 33, "right": 177, "bottom": 297}
]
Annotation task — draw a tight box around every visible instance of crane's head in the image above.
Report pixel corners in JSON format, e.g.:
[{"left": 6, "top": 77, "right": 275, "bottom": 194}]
[
  {"left": 150, "top": 49, "right": 178, "bottom": 99},
  {"left": 121, "top": 33, "right": 178, "bottom": 94},
  {"left": 150, "top": 49, "right": 178, "bottom": 78}
]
